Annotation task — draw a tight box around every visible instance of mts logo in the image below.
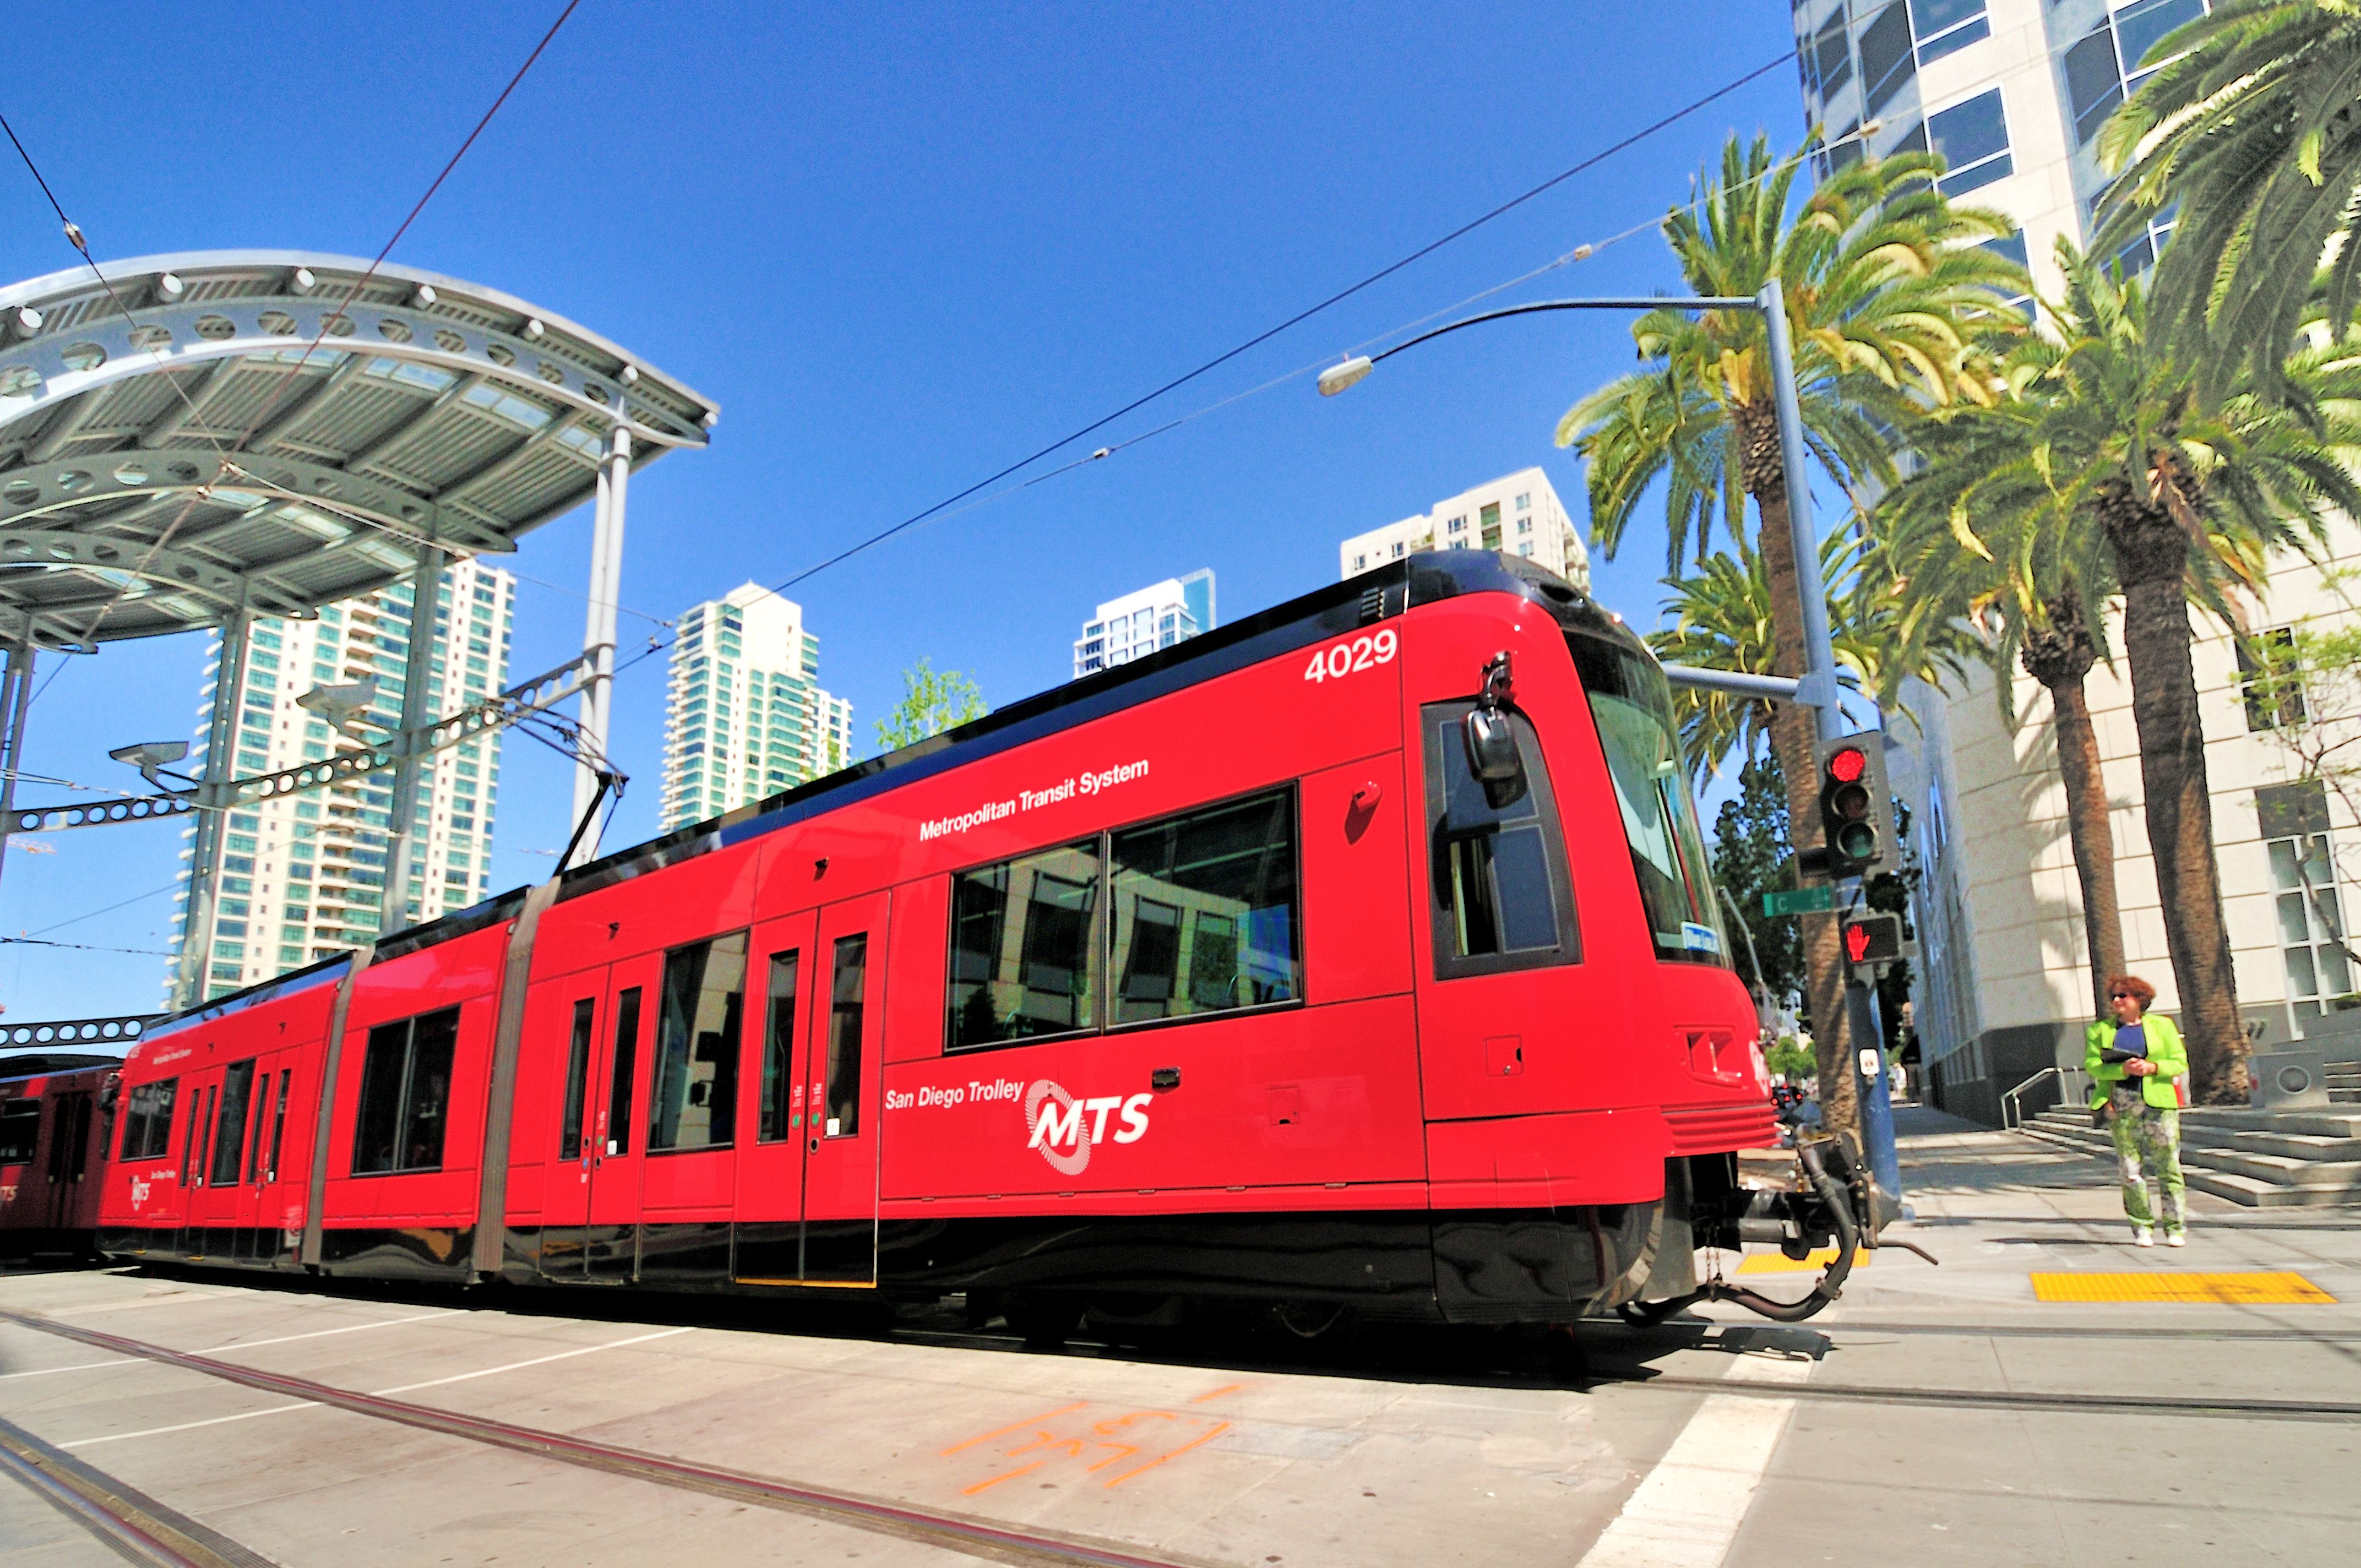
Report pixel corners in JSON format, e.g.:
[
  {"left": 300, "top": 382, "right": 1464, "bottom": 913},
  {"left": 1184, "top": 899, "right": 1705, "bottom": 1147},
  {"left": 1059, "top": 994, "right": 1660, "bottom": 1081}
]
[{"left": 1024, "top": 1080, "right": 1152, "bottom": 1176}]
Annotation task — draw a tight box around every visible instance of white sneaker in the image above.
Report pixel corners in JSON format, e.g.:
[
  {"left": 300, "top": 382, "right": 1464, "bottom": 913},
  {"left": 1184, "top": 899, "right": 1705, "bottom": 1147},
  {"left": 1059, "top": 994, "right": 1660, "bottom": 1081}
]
[
  {"left": 2165, "top": 1231, "right": 2187, "bottom": 1248},
  {"left": 2132, "top": 1226, "right": 2155, "bottom": 1247}
]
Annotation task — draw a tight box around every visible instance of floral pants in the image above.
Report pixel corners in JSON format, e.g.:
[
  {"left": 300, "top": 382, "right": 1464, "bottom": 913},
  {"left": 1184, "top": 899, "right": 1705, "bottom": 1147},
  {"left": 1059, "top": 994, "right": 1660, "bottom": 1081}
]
[{"left": 2106, "top": 1095, "right": 2186, "bottom": 1233}]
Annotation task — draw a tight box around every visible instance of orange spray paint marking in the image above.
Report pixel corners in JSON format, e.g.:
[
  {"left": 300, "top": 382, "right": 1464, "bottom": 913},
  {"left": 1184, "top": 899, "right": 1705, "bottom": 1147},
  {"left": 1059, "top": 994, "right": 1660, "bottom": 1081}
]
[
  {"left": 940, "top": 1402, "right": 1088, "bottom": 1455},
  {"left": 1189, "top": 1383, "right": 1244, "bottom": 1404},
  {"left": 1102, "top": 1420, "right": 1231, "bottom": 1487},
  {"left": 961, "top": 1459, "right": 1045, "bottom": 1495}
]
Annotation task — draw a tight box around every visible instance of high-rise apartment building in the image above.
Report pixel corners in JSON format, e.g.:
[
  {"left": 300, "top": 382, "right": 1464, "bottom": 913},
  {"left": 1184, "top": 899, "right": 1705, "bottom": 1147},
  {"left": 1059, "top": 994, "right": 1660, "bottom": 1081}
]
[
  {"left": 1790, "top": 0, "right": 2361, "bottom": 1119},
  {"left": 1073, "top": 570, "right": 1215, "bottom": 679},
  {"left": 1338, "top": 468, "right": 1588, "bottom": 592},
  {"left": 167, "top": 560, "right": 516, "bottom": 1002},
  {"left": 660, "top": 584, "right": 853, "bottom": 830}
]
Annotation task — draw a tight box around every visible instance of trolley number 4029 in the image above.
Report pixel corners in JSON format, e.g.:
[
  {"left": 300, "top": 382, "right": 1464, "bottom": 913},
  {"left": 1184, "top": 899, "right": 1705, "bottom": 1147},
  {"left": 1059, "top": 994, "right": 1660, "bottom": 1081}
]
[{"left": 1303, "top": 629, "right": 1397, "bottom": 683}]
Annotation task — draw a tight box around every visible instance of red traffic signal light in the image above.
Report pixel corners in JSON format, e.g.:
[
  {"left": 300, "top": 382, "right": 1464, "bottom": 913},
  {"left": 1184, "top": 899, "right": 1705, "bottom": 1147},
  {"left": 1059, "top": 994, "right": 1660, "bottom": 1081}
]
[{"left": 1815, "top": 736, "right": 1889, "bottom": 879}]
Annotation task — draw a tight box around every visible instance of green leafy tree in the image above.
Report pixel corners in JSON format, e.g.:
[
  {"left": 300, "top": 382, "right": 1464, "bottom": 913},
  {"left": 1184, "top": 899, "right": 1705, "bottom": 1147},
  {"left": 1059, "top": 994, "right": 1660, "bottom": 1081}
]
[
  {"left": 875, "top": 658, "right": 986, "bottom": 752},
  {"left": 1763, "top": 1035, "right": 1816, "bottom": 1081},
  {"left": 1709, "top": 756, "right": 1806, "bottom": 1013},
  {"left": 1560, "top": 133, "right": 2024, "bottom": 1137},
  {"left": 1903, "top": 242, "right": 2361, "bottom": 1100},
  {"left": 2097, "top": 0, "right": 2361, "bottom": 396}
]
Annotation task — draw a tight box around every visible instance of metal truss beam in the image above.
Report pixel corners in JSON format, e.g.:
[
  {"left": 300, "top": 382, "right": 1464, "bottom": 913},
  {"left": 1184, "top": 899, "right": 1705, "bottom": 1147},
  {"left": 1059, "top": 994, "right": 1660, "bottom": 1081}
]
[
  {"left": 1, "top": 649, "right": 596, "bottom": 835},
  {"left": 0, "top": 1013, "right": 155, "bottom": 1048}
]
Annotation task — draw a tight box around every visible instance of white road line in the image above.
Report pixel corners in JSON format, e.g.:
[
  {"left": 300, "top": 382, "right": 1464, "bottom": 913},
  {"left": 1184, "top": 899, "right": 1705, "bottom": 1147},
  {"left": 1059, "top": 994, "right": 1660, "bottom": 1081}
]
[
  {"left": 0, "top": 1359, "right": 138, "bottom": 1380},
  {"left": 49, "top": 1325, "right": 692, "bottom": 1450},
  {"left": 369, "top": 1326, "right": 694, "bottom": 1395},
  {"left": 195, "top": 1310, "right": 456, "bottom": 1354},
  {"left": 1577, "top": 1352, "right": 1814, "bottom": 1568},
  {"left": 61, "top": 1402, "right": 320, "bottom": 1448}
]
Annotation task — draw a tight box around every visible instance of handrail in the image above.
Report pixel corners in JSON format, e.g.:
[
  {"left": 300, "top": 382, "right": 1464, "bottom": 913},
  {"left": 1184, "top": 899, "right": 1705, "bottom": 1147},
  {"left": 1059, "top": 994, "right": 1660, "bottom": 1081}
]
[{"left": 2003, "top": 1065, "right": 2090, "bottom": 1130}]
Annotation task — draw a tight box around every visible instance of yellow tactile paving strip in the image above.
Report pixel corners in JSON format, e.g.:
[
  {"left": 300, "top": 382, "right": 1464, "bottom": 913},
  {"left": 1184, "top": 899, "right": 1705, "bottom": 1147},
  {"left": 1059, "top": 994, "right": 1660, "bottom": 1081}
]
[
  {"left": 2029, "top": 1271, "right": 2338, "bottom": 1304},
  {"left": 1735, "top": 1248, "right": 1871, "bottom": 1274}
]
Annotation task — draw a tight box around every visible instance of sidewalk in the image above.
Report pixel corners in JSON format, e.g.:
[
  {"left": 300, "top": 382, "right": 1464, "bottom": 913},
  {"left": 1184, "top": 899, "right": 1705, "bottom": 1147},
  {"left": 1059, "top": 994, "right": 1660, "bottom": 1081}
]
[{"left": 1717, "top": 1102, "right": 2361, "bottom": 1566}]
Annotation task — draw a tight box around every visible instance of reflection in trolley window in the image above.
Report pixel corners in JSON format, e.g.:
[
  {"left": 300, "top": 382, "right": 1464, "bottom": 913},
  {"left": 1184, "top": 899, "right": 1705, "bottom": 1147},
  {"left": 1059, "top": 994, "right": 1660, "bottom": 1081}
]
[
  {"left": 350, "top": 1007, "right": 460, "bottom": 1175},
  {"left": 948, "top": 840, "right": 1100, "bottom": 1047},
  {"left": 651, "top": 932, "right": 747, "bottom": 1152},
  {"left": 944, "top": 786, "right": 1302, "bottom": 1050},
  {"left": 210, "top": 1059, "right": 256, "bottom": 1186},
  {"left": 1110, "top": 788, "right": 1300, "bottom": 1024},
  {"left": 1422, "top": 704, "right": 1579, "bottom": 978},
  {"left": 0, "top": 1102, "right": 39, "bottom": 1166},
  {"left": 759, "top": 950, "right": 799, "bottom": 1142},
  {"left": 118, "top": 1078, "right": 179, "bottom": 1161},
  {"left": 824, "top": 934, "right": 867, "bottom": 1137},
  {"left": 1564, "top": 633, "right": 1729, "bottom": 966}
]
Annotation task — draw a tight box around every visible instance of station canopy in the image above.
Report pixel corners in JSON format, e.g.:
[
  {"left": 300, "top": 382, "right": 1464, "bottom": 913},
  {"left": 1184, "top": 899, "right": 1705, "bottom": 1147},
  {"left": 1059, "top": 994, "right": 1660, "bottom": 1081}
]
[{"left": 0, "top": 251, "right": 716, "bottom": 649}]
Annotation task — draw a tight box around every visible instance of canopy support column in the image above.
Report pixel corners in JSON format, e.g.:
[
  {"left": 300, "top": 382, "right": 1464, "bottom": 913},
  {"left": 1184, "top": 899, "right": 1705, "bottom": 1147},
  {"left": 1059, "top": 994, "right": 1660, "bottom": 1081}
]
[
  {"left": 0, "top": 642, "right": 35, "bottom": 907},
  {"left": 567, "top": 426, "right": 631, "bottom": 869},
  {"left": 382, "top": 547, "right": 448, "bottom": 935},
  {"left": 170, "top": 612, "right": 251, "bottom": 1011}
]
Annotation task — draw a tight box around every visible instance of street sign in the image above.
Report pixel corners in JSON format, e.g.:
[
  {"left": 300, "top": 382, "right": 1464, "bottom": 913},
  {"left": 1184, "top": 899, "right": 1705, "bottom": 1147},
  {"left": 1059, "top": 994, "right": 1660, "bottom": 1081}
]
[{"left": 1762, "top": 885, "right": 1836, "bottom": 916}]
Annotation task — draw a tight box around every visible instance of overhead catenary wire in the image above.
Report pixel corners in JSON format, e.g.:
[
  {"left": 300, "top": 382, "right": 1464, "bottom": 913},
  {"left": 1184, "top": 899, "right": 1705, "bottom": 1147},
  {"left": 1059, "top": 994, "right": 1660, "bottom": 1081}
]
[{"left": 752, "top": 49, "right": 1796, "bottom": 602}]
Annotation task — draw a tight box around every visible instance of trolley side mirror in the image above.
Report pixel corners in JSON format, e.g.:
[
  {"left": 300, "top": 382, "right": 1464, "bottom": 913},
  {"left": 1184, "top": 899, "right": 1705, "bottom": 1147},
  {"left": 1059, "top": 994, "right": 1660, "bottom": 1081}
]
[{"left": 1463, "top": 706, "right": 1521, "bottom": 783}]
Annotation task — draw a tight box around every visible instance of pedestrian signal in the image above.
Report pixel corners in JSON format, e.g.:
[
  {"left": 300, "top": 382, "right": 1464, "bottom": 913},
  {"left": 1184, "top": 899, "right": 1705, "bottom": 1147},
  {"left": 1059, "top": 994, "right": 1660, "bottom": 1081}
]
[{"left": 1842, "top": 913, "right": 1903, "bottom": 967}]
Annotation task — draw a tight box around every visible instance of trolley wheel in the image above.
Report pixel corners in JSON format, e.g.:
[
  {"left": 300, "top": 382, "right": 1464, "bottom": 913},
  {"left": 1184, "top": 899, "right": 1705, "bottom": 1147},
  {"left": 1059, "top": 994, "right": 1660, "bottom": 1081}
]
[{"left": 1007, "top": 1294, "right": 1084, "bottom": 1350}]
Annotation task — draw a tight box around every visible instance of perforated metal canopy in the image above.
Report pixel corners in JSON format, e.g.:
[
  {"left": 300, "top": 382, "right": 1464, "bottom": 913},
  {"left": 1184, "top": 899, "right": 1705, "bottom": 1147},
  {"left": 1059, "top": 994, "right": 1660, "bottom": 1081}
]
[{"left": 0, "top": 251, "right": 717, "bottom": 648}]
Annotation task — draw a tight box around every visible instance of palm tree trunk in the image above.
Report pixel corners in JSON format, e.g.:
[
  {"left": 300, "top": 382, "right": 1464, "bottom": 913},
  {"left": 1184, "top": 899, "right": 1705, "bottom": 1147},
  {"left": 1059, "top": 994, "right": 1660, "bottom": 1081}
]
[
  {"left": 2109, "top": 503, "right": 2249, "bottom": 1102},
  {"left": 2047, "top": 675, "right": 2126, "bottom": 1015},
  {"left": 1741, "top": 405, "right": 1860, "bottom": 1137},
  {"left": 2022, "top": 594, "right": 2126, "bottom": 1016}
]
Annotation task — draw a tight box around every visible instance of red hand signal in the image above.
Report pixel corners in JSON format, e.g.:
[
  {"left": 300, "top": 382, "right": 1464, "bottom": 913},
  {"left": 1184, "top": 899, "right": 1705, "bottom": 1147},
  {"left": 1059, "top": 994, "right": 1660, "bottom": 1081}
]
[{"left": 1845, "top": 923, "right": 1872, "bottom": 962}]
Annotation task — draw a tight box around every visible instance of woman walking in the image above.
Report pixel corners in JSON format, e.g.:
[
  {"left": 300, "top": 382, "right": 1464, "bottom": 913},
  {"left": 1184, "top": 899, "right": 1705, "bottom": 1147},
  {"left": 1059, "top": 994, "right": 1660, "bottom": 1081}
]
[{"left": 2085, "top": 976, "right": 2189, "bottom": 1246}]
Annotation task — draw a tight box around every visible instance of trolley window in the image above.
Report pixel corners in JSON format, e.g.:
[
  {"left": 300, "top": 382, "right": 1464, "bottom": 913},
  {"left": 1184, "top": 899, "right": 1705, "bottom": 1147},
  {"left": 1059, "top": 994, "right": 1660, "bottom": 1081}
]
[
  {"left": 651, "top": 931, "right": 747, "bottom": 1152},
  {"left": 605, "top": 989, "right": 642, "bottom": 1156},
  {"left": 1422, "top": 702, "right": 1580, "bottom": 978},
  {"left": 758, "top": 950, "right": 800, "bottom": 1142},
  {"left": 247, "top": 1071, "right": 274, "bottom": 1185},
  {"left": 1564, "top": 633, "right": 1729, "bottom": 965},
  {"left": 1109, "top": 787, "right": 1301, "bottom": 1024},
  {"left": 119, "top": 1078, "right": 178, "bottom": 1162},
  {"left": 210, "top": 1060, "right": 255, "bottom": 1186},
  {"left": 350, "top": 1006, "right": 460, "bottom": 1175},
  {"left": 265, "top": 1069, "right": 292, "bottom": 1183},
  {"left": 947, "top": 840, "right": 1101, "bottom": 1049},
  {"left": 558, "top": 999, "right": 595, "bottom": 1161},
  {"left": 823, "top": 934, "right": 867, "bottom": 1137},
  {"left": 0, "top": 1102, "right": 38, "bottom": 1166}
]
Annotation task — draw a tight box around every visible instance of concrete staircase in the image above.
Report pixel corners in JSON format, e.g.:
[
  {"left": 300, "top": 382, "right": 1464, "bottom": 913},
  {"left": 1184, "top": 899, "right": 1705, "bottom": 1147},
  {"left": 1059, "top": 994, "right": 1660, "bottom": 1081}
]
[{"left": 2019, "top": 1104, "right": 2361, "bottom": 1207}]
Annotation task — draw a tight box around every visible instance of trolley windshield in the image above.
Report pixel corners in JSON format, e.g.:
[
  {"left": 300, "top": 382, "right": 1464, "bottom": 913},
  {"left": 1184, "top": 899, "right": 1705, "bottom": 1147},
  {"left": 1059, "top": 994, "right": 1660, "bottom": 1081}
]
[{"left": 1564, "top": 632, "right": 1728, "bottom": 965}]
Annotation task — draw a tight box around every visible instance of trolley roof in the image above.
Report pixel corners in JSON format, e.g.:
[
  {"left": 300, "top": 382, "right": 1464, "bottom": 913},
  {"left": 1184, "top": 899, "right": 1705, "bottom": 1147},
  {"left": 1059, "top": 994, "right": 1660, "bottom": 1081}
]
[{"left": 0, "top": 251, "right": 717, "bottom": 649}]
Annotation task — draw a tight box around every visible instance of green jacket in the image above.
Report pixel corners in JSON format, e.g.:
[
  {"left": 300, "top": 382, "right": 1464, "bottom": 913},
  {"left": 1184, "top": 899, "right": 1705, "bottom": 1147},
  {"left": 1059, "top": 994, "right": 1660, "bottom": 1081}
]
[{"left": 2084, "top": 1014, "right": 2188, "bottom": 1109}]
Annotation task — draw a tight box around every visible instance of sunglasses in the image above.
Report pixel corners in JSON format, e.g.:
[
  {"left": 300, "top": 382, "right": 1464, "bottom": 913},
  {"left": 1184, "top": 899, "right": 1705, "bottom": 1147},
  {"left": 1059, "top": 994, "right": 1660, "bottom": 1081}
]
[{"left": 2110, "top": 992, "right": 2137, "bottom": 1000}]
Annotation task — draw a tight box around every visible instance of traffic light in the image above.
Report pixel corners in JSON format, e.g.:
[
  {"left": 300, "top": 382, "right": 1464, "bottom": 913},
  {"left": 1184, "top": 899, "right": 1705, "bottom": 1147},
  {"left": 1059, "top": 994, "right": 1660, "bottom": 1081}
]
[
  {"left": 1812, "top": 734, "right": 1890, "bottom": 880},
  {"left": 1841, "top": 912, "right": 1905, "bottom": 968}
]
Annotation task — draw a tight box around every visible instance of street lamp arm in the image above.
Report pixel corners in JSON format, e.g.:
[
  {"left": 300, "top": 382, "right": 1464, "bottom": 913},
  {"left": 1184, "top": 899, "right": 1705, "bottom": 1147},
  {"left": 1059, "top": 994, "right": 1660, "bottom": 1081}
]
[{"left": 1366, "top": 296, "right": 1761, "bottom": 367}]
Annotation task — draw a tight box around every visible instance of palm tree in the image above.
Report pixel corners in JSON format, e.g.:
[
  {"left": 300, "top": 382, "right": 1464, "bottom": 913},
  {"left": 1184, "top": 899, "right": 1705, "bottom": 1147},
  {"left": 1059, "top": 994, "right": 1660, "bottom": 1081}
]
[
  {"left": 1911, "top": 242, "right": 2361, "bottom": 1099},
  {"left": 1561, "top": 133, "right": 2026, "bottom": 1134},
  {"left": 2096, "top": 0, "right": 2361, "bottom": 396},
  {"left": 1873, "top": 397, "right": 2128, "bottom": 1014},
  {"left": 1650, "top": 527, "right": 1960, "bottom": 786}
]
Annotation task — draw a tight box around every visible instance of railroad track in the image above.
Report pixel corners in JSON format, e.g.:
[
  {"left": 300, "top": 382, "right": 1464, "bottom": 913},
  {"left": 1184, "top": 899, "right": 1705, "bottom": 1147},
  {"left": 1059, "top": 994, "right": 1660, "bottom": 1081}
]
[
  {"left": 4, "top": 1298, "right": 2359, "bottom": 1568},
  {"left": 0, "top": 1306, "right": 1226, "bottom": 1568},
  {"left": 0, "top": 1414, "right": 275, "bottom": 1568}
]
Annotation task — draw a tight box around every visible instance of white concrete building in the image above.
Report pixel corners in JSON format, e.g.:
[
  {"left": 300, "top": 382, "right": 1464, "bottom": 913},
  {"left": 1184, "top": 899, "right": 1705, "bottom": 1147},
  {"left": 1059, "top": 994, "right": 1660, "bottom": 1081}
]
[
  {"left": 1791, "top": 0, "right": 2360, "bottom": 1120},
  {"left": 1074, "top": 570, "right": 1215, "bottom": 679},
  {"left": 167, "top": 560, "right": 515, "bottom": 1001},
  {"left": 660, "top": 585, "right": 852, "bottom": 830},
  {"left": 1339, "top": 468, "right": 1590, "bottom": 592}
]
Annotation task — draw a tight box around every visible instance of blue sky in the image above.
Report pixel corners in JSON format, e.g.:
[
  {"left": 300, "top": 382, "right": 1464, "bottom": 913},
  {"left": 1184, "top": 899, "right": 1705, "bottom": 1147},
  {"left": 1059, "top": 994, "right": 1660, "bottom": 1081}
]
[{"left": 0, "top": 0, "right": 1804, "bottom": 1022}]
